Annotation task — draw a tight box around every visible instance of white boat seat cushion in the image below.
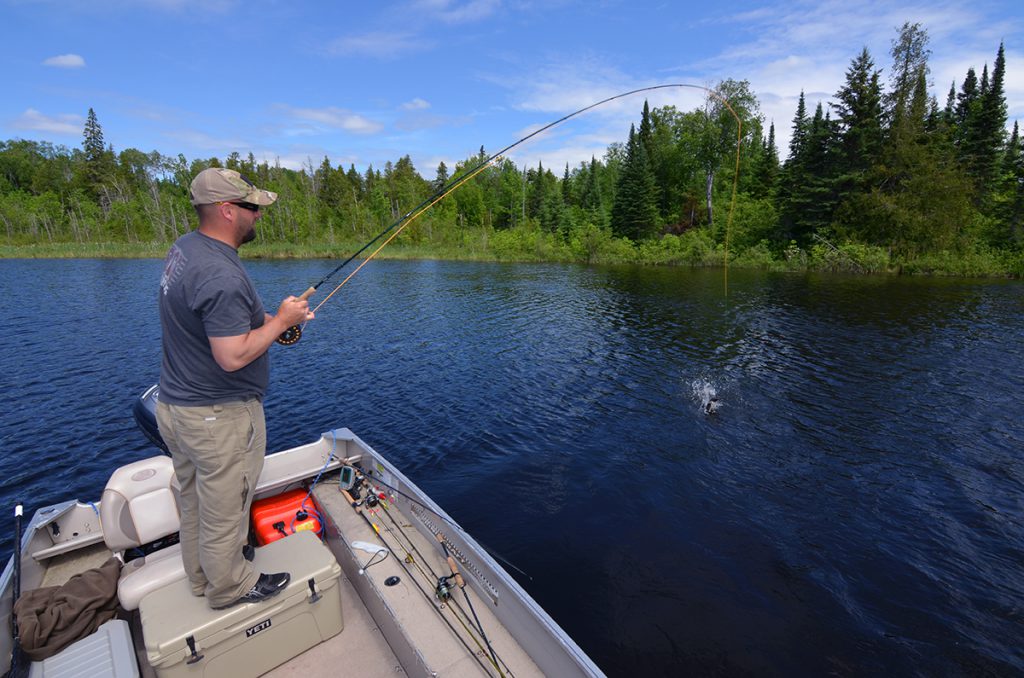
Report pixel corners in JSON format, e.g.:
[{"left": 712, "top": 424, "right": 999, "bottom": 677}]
[
  {"left": 117, "top": 543, "right": 186, "bottom": 611},
  {"left": 100, "top": 455, "right": 181, "bottom": 551},
  {"left": 100, "top": 455, "right": 187, "bottom": 611}
]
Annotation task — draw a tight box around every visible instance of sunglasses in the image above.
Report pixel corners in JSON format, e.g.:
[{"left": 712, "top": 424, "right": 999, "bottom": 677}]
[{"left": 229, "top": 202, "right": 261, "bottom": 212}]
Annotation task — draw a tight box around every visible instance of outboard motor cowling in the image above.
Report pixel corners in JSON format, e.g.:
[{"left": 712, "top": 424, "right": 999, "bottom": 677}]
[{"left": 133, "top": 384, "right": 170, "bottom": 455}]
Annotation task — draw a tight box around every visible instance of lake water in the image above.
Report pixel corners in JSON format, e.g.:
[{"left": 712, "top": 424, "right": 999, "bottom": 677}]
[{"left": 1, "top": 258, "right": 1021, "bottom": 676}]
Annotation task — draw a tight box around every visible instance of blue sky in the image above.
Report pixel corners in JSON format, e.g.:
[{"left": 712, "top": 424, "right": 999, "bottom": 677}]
[{"left": 3, "top": 0, "right": 1023, "bottom": 178}]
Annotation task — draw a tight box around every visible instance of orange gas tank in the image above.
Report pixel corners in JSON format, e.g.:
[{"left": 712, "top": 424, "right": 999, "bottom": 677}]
[{"left": 251, "top": 488, "right": 322, "bottom": 545}]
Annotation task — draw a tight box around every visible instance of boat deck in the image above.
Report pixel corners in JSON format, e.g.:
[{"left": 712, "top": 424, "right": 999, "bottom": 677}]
[
  {"left": 31, "top": 468, "right": 541, "bottom": 677},
  {"left": 309, "top": 477, "right": 543, "bottom": 678}
]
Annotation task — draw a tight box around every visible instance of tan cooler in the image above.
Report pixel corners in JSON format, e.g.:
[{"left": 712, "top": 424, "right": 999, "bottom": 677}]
[{"left": 139, "top": 530, "right": 344, "bottom": 677}]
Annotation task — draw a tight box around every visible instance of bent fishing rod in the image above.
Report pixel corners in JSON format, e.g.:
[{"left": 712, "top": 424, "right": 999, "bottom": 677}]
[{"left": 275, "top": 83, "right": 742, "bottom": 346}]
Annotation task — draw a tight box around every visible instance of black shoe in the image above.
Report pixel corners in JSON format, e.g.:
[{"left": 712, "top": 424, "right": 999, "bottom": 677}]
[
  {"left": 242, "top": 544, "right": 255, "bottom": 562},
  {"left": 211, "top": 572, "right": 291, "bottom": 610}
]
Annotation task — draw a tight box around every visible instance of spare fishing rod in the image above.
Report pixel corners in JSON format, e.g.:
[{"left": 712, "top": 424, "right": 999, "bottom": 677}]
[
  {"left": 340, "top": 486, "right": 500, "bottom": 677},
  {"left": 8, "top": 502, "right": 27, "bottom": 678},
  {"left": 435, "top": 531, "right": 503, "bottom": 675},
  {"left": 275, "top": 83, "right": 742, "bottom": 345}
]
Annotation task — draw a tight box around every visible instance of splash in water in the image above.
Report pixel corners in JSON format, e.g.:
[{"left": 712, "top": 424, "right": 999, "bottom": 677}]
[{"left": 691, "top": 378, "right": 722, "bottom": 415}]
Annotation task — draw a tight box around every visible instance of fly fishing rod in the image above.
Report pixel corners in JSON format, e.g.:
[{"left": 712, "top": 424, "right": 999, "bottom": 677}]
[
  {"left": 9, "top": 502, "right": 27, "bottom": 678},
  {"left": 275, "top": 83, "right": 742, "bottom": 345}
]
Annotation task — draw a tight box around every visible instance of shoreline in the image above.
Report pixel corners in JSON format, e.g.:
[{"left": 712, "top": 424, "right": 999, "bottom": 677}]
[{"left": 0, "top": 241, "right": 1020, "bottom": 279}]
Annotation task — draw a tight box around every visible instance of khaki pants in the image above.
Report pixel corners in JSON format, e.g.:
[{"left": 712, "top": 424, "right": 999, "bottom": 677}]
[{"left": 156, "top": 398, "right": 265, "bottom": 607}]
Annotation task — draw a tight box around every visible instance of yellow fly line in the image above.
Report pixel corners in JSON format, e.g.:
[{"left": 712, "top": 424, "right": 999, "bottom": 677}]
[
  {"left": 281, "top": 83, "right": 743, "bottom": 344},
  {"left": 309, "top": 158, "right": 498, "bottom": 315}
]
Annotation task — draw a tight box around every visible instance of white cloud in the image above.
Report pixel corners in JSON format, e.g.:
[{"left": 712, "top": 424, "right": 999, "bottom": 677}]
[
  {"left": 395, "top": 114, "right": 451, "bottom": 132},
  {"left": 401, "top": 97, "right": 431, "bottom": 111},
  {"left": 328, "top": 31, "right": 432, "bottom": 59},
  {"left": 412, "top": 0, "right": 501, "bottom": 24},
  {"left": 286, "top": 106, "right": 384, "bottom": 135},
  {"left": 12, "top": 109, "right": 83, "bottom": 135},
  {"left": 42, "top": 54, "right": 85, "bottom": 68}
]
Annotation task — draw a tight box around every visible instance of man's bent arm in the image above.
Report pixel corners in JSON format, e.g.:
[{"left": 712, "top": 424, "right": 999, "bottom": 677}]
[{"left": 208, "top": 296, "right": 311, "bottom": 372}]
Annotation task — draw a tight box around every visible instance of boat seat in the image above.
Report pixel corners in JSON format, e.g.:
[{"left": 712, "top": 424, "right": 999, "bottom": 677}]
[
  {"left": 99, "top": 455, "right": 186, "bottom": 610},
  {"left": 117, "top": 543, "right": 186, "bottom": 611}
]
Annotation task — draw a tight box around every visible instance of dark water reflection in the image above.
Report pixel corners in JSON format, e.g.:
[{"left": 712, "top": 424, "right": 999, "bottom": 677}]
[{"left": 0, "top": 259, "right": 1021, "bottom": 676}]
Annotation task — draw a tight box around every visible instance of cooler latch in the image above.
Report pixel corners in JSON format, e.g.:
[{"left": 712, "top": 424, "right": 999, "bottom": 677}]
[
  {"left": 185, "top": 635, "right": 204, "bottom": 664},
  {"left": 307, "top": 577, "right": 321, "bottom": 604}
]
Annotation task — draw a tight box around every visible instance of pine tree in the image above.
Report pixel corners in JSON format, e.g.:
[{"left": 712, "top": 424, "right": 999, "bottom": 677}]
[
  {"left": 750, "top": 122, "right": 780, "bottom": 198},
  {"left": 943, "top": 82, "right": 957, "bottom": 129},
  {"left": 81, "top": 107, "right": 113, "bottom": 198},
  {"left": 778, "top": 94, "right": 810, "bottom": 242},
  {"left": 562, "top": 163, "right": 573, "bottom": 205},
  {"left": 800, "top": 104, "right": 836, "bottom": 238},
  {"left": 997, "top": 121, "right": 1024, "bottom": 246},
  {"left": 610, "top": 124, "right": 659, "bottom": 240},
  {"left": 973, "top": 43, "right": 1008, "bottom": 197},
  {"left": 954, "top": 67, "right": 980, "bottom": 148},
  {"left": 82, "top": 108, "right": 104, "bottom": 164},
  {"left": 831, "top": 47, "right": 884, "bottom": 199},
  {"left": 581, "top": 156, "right": 603, "bottom": 213},
  {"left": 886, "top": 23, "right": 930, "bottom": 133},
  {"left": 788, "top": 91, "right": 809, "bottom": 160},
  {"left": 635, "top": 100, "right": 662, "bottom": 216},
  {"left": 638, "top": 100, "right": 654, "bottom": 157},
  {"left": 432, "top": 161, "right": 449, "bottom": 192}
]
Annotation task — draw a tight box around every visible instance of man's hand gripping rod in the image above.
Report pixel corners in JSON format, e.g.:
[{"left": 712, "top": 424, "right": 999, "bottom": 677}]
[{"left": 275, "top": 286, "right": 316, "bottom": 346}]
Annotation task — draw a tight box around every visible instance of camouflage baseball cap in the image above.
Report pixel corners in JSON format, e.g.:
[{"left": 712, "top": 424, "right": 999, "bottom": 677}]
[{"left": 190, "top": 168, "right": 278, "bottom": 206}]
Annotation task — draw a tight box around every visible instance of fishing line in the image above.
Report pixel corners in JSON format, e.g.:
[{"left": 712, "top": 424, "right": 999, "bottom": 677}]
[{"left": 277, "top": 83, "right": 743, "bottom": 344}]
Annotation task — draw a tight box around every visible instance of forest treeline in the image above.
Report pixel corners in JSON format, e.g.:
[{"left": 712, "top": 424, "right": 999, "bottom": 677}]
[{"left": 1, "top": 23, "right": 1022, "bottom": 276}]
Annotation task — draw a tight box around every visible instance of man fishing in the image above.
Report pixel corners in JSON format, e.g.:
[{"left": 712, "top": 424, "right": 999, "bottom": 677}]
[{"left": 155, "top": 167, "right": 313, "bottom": 609}]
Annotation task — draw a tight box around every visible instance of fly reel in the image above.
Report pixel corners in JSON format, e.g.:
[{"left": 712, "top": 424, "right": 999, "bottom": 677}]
[{"left": 275, "top": 325, "right": 302, "bottom": 346}]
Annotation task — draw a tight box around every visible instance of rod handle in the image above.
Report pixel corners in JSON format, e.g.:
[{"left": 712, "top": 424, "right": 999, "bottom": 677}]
[
  {"left": 447, "top": 557, "right": 465, "bottom": 588},
  {"left": 435, "top": 533, "right": 465, "bottom": 588},
  {"left": 297, "top": 286, "right": 316, "bottom": 301}
]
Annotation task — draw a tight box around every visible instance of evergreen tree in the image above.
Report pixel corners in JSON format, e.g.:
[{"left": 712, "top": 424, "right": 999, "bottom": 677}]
[
  {"left": 954, "top": 67, "right": 980, "bottom": 150},
  {"left": 788, "top": 91, "right": 809, "bottom": 160},
  {"left": 779, "top": 92, "right": 828, "bottom": 243},
  {"left": 997, "top": 120, "right": 1024, "bottom": 246},
  {"left": 831, "top": 47, "right": 884, "bottom": 203},
  {"left": 800, "top": 104, "right": 837, "bottom": 239},
  {"left": 610, "top": 124, "right": 659, "bottom": 240},
  {"left": 581, "top": 156, "right": 603, "bottom": 214},
  {"left": 638, "top": 100, "right": 654, "bottom": 158},
  {"left": 346, "top": 164, "right": 363, "bottom": 199},
  {"left": 942, "top": 82, "right": 957, "bottom": 129},
  {"left": 886, "top": 22, "right": 930, "bottom": 133},
  {"left": 82, "top": 108, "right": 104, "bottom": 165},
  {"left": 750, "top": 122, "right": 780, "bottom": 198},
  {"left": 973, "top": 43, "right": 1008, "bottom": 198},
  {"left": 81, "top": 108, "right": 114, "bottom": 198}
]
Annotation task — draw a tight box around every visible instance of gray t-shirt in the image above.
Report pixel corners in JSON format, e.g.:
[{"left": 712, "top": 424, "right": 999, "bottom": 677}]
[{"left": 158, "top": 230, "right": 269, "bottom": 405}]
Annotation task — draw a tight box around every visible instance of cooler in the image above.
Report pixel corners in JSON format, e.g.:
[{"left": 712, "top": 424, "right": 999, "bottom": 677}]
[
  {"left": 251, "top": 488, "right": 323, "bottom": 545},
  {"left": 138, "top": 531, "right": 343, "bottom": 677}
]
